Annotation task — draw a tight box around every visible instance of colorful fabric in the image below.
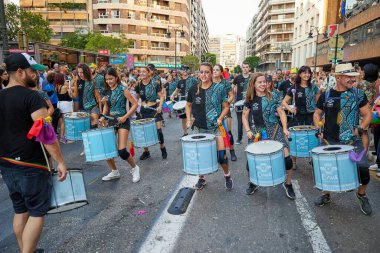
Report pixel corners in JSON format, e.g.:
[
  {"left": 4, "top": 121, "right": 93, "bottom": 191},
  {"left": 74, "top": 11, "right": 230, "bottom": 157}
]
[
  {"left": 109, "top": 85, "right": 127, "bottom": 116},
  {"left": 358, "top": 80, "right": 377, "bottom": 106},
  {"left": 93, "top": 74, "right": 105, "bottom": 96},
  {"left": 262, "top": 91, "right": 282, "bottom": 125},
  {"left": 205, "top": 83, "right": 228, "bottom": 129},
  {"left": 83, "top": 80, "right": 98, "bottom": 111}
]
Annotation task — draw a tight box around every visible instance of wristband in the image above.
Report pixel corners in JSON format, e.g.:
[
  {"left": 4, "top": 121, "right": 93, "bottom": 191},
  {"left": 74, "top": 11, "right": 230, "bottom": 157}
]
[{"left": 246, "top": 129, "right": 252, "bottom": 132}]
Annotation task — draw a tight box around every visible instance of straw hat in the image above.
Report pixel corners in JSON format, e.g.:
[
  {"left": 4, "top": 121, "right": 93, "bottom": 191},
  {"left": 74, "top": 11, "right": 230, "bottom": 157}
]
[{"left": 331, "top": 63, "right": 359, "bottom": 76}]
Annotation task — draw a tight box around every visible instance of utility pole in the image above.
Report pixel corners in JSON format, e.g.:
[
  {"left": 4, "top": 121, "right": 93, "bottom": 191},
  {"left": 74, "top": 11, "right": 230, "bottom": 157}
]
[{"left": 0, "top": 0, "right": 10, "bottom": 58}]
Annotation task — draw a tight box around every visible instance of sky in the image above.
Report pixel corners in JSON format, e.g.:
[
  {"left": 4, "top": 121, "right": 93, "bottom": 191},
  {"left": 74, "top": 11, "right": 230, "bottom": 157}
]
[{"left": 201, "top": 0, "right": 258, "bottom": 38}]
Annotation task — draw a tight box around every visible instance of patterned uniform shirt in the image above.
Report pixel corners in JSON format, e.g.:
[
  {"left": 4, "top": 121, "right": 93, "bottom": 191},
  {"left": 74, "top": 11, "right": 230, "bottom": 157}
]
[
  {"left": 83, "top": 80, "right": 98, "bottom": 111},
  {"left": 93, "top": 74, "right": 105, "bottom": 97},
  {"left": 135, "top": 78, "right": 161, "bottom": 103},
  {"left": 286, "top": 84, "right": 320, "bottom": 113},
  {"left": 109, "top": 85, "right": 127, "bottom": 116}
]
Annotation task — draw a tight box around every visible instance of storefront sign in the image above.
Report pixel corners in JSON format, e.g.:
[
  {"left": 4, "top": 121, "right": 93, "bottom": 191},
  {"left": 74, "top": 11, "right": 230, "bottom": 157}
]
[
  {"left": 133, "top": 62, "right": 181, "bottom": 69},
  {"left": 98, "top": 49, "right": 109, "bottom": 55}
]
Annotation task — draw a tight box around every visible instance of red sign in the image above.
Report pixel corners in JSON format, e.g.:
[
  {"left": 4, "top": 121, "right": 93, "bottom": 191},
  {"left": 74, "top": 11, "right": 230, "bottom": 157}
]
[
  {"left": 328, "top": 24, "right": 339, "bottom": 37},
  {"left": 98, "top": 49, "right": 109, "bottom": 55}
]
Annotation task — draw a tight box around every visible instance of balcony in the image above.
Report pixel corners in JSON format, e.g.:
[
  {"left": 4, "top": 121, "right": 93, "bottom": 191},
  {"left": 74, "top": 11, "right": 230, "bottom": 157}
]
[
  {"left": 98, "top": 13, "right": 108, "bottom": 18},
  {"left": 99, "top": 30, "right": 109, "bottom": 33},
  {"left": 268, "top": 28, "right": 294, "bottom": 34},
  {"left": 269, "top": 8, "right": 294, "bottom": 14},
  {"left": 268, "top": 18, "right": 295, "bottom": 24},
  {"left": 151, "top": 47, "right": 169, "bottom": 51}
]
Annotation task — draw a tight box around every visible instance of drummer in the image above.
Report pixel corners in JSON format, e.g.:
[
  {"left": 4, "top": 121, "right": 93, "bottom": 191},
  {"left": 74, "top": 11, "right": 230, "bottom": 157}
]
[
  {"left": 232, "top": 61, "right": 252, "bottom": 144},
  {"left": 242, "top": 73, "right": 295, "bottom": 199},
  {"left": 135, "top": 66, "right": 168, "bottom": 160},
  {"left": 213, "top": 64, "right": 237, "bottom": 161},
  {"left": 313, "top": 63, "right": 373, "bottom": 215},
  {"left": 185, "top": 62, "right": 233, "bottom": 190},
  {"left": 171, "top": 65, "right": 199, "bottom": 137},
  {"left": 99, "top": 68, "right": 140, "bottom": 182},
  {"left": 281, "top": 66, "right": 320, "bottom": 169}
]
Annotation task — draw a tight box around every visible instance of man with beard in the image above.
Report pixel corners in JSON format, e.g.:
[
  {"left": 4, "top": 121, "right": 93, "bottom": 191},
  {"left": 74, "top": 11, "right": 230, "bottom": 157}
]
[
  {"left": 0, "top": 53, "right": 67, "bottom": 253},
  {"left": 278, "top": 68, "right": 297, "bottom": 98}
]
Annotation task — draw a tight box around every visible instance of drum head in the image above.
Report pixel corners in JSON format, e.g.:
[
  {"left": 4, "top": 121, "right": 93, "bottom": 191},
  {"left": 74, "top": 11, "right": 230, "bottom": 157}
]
[
  {"left": 246, "top": 140, "right": 283, "bottom": 154},
  {"left": 182, "top": 134, "right": 215, "bottom": 142},
  {"left": 173, "top": 101, "right": 187, "bottom": 110},
  {"left": 311, "top": 145, "right": 354, "bottom": 154},
  {"left": 82, "top": 126, "right": 114, "bottom": 134},
  {"left": 131, "top": 118, "right": 155, "bottom": 125},
  {"left": 235, "top": 100, "right": 245, "bottom": 106},
  {"left": 166, "top": 101, "right": 172, "bottom": 105},
  {"left": 289, "top": 125, "right": 315, "bottom": 131},
  {"left": 64, "top": 112, "right": 89, "bottom": 119}
]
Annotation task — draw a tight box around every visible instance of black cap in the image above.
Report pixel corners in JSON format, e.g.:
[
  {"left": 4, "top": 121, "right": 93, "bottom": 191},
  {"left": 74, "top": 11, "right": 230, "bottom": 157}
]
[
  {"left": 147, "top": 63, "right": 156, "bottom": 70},
  {"left": 5, "top": 53, "right": 46, "bottom": 72},
  {"left": 363, "top": 63, "right": 379, "bottom": 82},
  {"left": 266, "top": 75, "right": 273, "bottom": 82},
  {"left": 181, "top": 65, "right": 189, "bottom": 71}
]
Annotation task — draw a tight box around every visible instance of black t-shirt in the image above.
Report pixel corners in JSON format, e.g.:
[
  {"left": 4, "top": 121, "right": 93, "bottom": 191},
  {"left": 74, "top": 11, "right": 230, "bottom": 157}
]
[
  {"left": 316, "top": 88, "right": 368, "bottom": 142},
  {"left": 278, "top": 80, "right": 292, "bottom": 98},
  {"left": 286, "top": 85, "right": 307, "bottom": 114},
  {"left": 135, "top": 80, "right": 161, "bottom": 102},
  {"left": 77, "top": 79, "right": 85, "bottom": 110},
  {"left": 0, "top": 86, "right": 48, "bottom": 168},
  {"left": 233, "top": 74, "right": 251, "bottom": 101},
  {"left": 177, "top": 79, "right": 187, "bottom": 97},
  {"left": 244, "top": 96, "right": 265, "bottom": 127},
  {"left": 187, "top": 85, "right": 207, "bottom": 129}
]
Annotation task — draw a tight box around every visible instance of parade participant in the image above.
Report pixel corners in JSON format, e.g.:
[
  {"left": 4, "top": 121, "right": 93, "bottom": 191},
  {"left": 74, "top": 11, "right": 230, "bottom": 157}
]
[
  {"left": 147, "top": 63, "right": 161, "bottom": 85},
  {"left": 53, "top": 63, "right": 60, "bottom": 73},
  {"left": 135, "top": 66, "right": 167, "bottom": 160},
  {"left": 99, "top": 68, "right": 140, "bottom": 182},
  {"left": 274, "top": 70, "right": 284, "bottom": 89},
  {"left": 77, "top": 63, "right": 102, "bottom": 129},
  {"left": 0, "top": 53, "right": 67, "bottom": 253},
  {"left": 313, "top": 63, "right": 373, "bottom": 215},
  {"left": 185, "top": 62, "right": 233, "bottom": 190},
  {"left": 265, "top": 75, "right": 274, "bottom": 92},
  {"left": 232, "top": 61, "right": 252, "bottom": 144},
  {"left": 89, "top": 63, "right": 106, "bottom": 97},
  {"left": 165, "top": 74, "right": 176, "bottom": 118},
  {"left": 242, "top": 73, "right": 294, "bottom": 198},
  {"left": 0, "top": 68, "right": 9, "bottom": 89},
  {"left": 213, "top": 64, "right": 237, "bottom": 161},
  {"left": 170, "top": 65, "right": 199, "bottom": 137},
  {"left": 278, "top": 68, "right": 297, "bottom": 98}
]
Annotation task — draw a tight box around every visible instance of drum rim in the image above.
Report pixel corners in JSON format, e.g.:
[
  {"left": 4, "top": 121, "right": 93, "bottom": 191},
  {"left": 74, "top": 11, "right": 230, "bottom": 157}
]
[
  {"left": 234, "top": 100, "right": 245, "bottom": 106},
  {"left": 311, "top": 145, "right": 354, "bottom": 155},
  {"left": 289, "top": 125, "right": 316, "bottom": 131},
  {"left": 51, "top": 168, "right": 83, "bottom": 174},
  {"left": 64, "top": 112, "right": 90, "bottom": 119},
  {"left": 181, "top": 133, "right": 216, "bottom": 142},
  {"left": 81, "top": 126, "right": 115, "bottom": 134},
  {"left": 131, "top": 118, "right": 156, "bottom": 125},
  {"left": 173, "top": 100, "right": 187, "bottom": 110},
  {"left": 47, "top": 200, "right": 89, "bottom": 214},
  {"left": 245, "top": 140, "right": 284, "bottom": 154}
]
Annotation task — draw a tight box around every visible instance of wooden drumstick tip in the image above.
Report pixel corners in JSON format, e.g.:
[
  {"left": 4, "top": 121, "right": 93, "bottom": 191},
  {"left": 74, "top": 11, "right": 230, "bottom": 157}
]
[{"left": 317, "top": 121, "right": 323, "bottom": 127}]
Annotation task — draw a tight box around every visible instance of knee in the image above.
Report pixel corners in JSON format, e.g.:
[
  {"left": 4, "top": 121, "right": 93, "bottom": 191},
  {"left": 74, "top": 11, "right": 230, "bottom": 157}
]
[
  {"left": 218, "top": 150, "right": 228, "bottom": 165},
  {"left": 118, "top": 149, "right": 130, "bottom": 160},
  {"left": 157, "top": 128, "right": 164, "bottom": 144},
  {"left": 359, "top": 166, "right": 370, "bottom": 185},
  {"left": 285, "top": 156, "right": 293, "bottom": 170}
]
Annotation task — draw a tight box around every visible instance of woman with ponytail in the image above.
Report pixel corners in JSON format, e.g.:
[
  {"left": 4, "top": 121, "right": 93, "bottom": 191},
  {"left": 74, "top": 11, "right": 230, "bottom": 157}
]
[{"left": 185, "top": 63, "right": 233, "bottom": 190}]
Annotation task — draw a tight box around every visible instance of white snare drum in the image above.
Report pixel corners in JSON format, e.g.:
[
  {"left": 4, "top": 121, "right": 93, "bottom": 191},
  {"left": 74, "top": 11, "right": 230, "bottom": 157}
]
[
  {"left": 173, "top": 101, "right": 187, "bottom": 116},
  {"left": 234, "top": 100, "right": 245, "bottom": 112}
]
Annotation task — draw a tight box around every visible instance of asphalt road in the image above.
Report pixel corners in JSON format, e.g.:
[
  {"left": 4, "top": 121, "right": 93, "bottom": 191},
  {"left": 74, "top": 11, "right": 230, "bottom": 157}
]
[{"left": 0, "top": 112, "right": 379, "bottom": 253}]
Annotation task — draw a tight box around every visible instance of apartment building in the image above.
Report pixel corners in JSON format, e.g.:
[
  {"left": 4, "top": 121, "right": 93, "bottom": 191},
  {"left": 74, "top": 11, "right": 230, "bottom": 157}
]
[
  {"left": 246, "top": 0, "right": 295, "bottom": 72},
  {"left": 292, "top": 0, "right": 326, "bottom": 68},
  {"left": 19, "top": 0, "right": 92, "bottom": 45},
  {"left": 208, "top": 34, "right": 245, "bottom": 70},
  {"left": 190, "top": 0, "right": 209, "bottom": 59}
]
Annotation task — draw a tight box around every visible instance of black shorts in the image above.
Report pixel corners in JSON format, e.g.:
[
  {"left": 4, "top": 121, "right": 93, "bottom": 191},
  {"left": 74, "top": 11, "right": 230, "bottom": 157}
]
[
  {"left": 115, "top": 118, "right": 130, "bottom": 131},
  {"left": 139, "top": 106, "right": 163, "bottom": 122},
  {"left": 0, "top": 166, "right": 52, "bottom": 217}
]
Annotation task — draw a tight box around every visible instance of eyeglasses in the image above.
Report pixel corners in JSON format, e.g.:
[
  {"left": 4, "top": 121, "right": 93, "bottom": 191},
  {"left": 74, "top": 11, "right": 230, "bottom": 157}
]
[{"left": 200, "top": 71, "right": 211, "bottom": 75}]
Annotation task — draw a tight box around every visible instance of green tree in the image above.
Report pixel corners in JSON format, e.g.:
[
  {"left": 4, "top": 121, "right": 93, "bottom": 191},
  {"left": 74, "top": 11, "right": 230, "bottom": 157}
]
[
  {"left": 85, "top": 33, "right": 131, "bottom": 54},
  {"left": 244, "top": 56, "right": 260, "bottom": 70},
  {"left": 60, "top": 29, "right": 95, "bottom": 49},
  {"left": 234, "top": 65, "right": 242, "bottom": 74},
  {"left": 4, "top": 3, "right": 53, "bottom": 42},
  {"left": 201, "top": 53, "right": 217, "bottom": 65},
  {"left": 181, "top": 55, "right": 200, "bottom": 72}
]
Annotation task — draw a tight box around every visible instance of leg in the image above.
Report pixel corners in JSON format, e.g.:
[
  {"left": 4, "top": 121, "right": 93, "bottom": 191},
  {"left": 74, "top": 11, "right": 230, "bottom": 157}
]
[
  {"left": 181, "top": 118, "right": 188, "bottom": 136},
  {"left": 236, "top": 111, "right": 243, "bottom": 143},
  {"left": 356, "top": 166, "right": 372, "bottom": 215},
  {"left": 216, "top": 136, "right": 233, "bottom": 190},
  {"left": 282, "top": 148, "right": 295, "bottom": 199},
  {"left": 58, "top": 116, "right": 64, "bottom": 141},
  {"left": 13, "top": 212, "right": 29, "bottom": 252},
  {"left": 90, "top": 112, "right": 99, "bottom": 127},
  {"left": 227, "top": 117, "right": 237, "bottom": 161},
  {"left": 21, "top": 216, "right": 44, "bottom": 253},
  {"left": 118, "top": 128, "right": 140, "bottom": 182},
  {"left": 156, "top": 121, "right": 167, "bottom": 159}
]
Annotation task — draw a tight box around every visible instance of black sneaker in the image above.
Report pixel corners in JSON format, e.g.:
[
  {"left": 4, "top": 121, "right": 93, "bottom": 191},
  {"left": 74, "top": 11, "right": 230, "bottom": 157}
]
[
  {"left": 314, "top": 194, "right": 331, "bottom": 206},
  {"left": 246, "top": 182, "right": 258, "bottom": 195},
  {"left": 162, "top": 120, "right": 166, "bottom": 127},
  {"left": 225, "top": 176, "right": 233, "bottom": 190},
  {"left": 194, "top": 178, "right": 206, "bottom": 190},
  {"left": 283, "top": 183, "right": 296, "bottom": 200},
  {"left": 139, "top": 151, "right": 151, "bottom": 160},
  {"left": 161, "top": 147, "right": 167, "bottom": 159},
  {"left": 230, "top": 150, "right": 237, "bottom": 161},
  {"left": 356, "top": 193, "right": 372, "bottom": 215}
]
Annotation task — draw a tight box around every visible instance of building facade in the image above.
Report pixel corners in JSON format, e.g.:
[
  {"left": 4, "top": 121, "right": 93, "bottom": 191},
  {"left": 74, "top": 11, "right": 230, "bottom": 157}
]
[
  {"left": 208, "top": 34, "right": 245, "bottom": 70},
  {"left": 190, "top": 0, "right": 209, "bottom": 59},
  {"left": 19, "top": 0, "right": 92, "bottom": 45},
  {"left": 292, "top": 0, "right": 326, "bottom": 69},
  {"left": 246, "top": 0, "right": 295, "bottom": 72}
]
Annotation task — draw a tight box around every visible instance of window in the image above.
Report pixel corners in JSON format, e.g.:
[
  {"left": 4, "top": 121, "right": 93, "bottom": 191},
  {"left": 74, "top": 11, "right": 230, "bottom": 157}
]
[
  {"left": 295, "top": 27, "right": 297, "bottom": 38},
  {"left": 300, "top": 3, "right": 303, "bottom": 14},
  {"left": 300, "top": 25, "right": 302, "bottom": 37},
  {"left": 306, "top": 21, "right": 309, "bottom": 34},
  {"left": 128, "top": 11, "right": 135, "bottom": 19},
  {"left": 111, "top": 10, "right": 120, "bottom": 18},
  {"left": 151, "top": 56, "right": 166, "bottom": 63}
]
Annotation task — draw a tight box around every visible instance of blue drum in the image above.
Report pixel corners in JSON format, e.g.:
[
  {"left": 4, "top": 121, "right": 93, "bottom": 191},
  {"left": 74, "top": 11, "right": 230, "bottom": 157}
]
[
  {"left": 311, "top": 145, "right": 359, "bottom": 192},
  {"left": 82, "top": 127, "right": 118, "bottom": 162},
  {"left": 181, "top": 134, "right": 218, "bottom": 175},
  {"left": 49, "top": 169, "right": 88, "bottom": 214},
  {"left": 246, "top": 140, "right": 285, "bottom": 186},
  {"left": 131, "top": 118, "right": 159, "bottom": 148},
  {"left": 64, "top": 112, "right": 90, "bottom": 141},
  {"left": 289, "top": 125, "right": 318, "bottom": 157}
]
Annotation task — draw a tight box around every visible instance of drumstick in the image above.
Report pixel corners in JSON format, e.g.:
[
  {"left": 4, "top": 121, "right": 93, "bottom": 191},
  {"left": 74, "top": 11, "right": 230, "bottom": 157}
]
[{"left": 40, "top": 142, "right": 51, "bottom": 172}]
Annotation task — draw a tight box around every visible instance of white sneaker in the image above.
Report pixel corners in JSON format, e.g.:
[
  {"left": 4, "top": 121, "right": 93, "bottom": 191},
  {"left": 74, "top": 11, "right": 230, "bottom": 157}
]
[
  {"left": 80, "top": 151, "right": 85, "bottom": 156},
  {"left": 102, "top": 170, "right": 120, "bottom": 181},
  {"left": 131, "top": 165, "right": 140, "bottom": 183},
  {"left": 377, "top": 172, "right": 380, "bottom": 177},
  {"left": 369, "top": 164, "right": 379, "bottom": 171}
]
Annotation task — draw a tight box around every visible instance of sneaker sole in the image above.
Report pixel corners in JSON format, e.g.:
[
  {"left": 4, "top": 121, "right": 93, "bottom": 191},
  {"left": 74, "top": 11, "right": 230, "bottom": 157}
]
[
  {"left": 194, "top": 183, "right": 206, "bottom": 190},
  {"left": 356, "top": 195, "right": 372, "bottom": 216},
  {"left": 140, "top": 155, "right": 151, "bottom": 160},
  {"left": 246, "top": 187, "right": 258, "bottom": 195},
  {"left": 282, "top": 184, "right": 296, "bottom": 200},
  {"left": 102, "top": 176, "right": 120, "bottom": 181},
  {"left": 132, "top": 178, "right": 140, "bottom": 183},
  {"left": 314, "top": 198, "right": 331, "bottom": 206}
]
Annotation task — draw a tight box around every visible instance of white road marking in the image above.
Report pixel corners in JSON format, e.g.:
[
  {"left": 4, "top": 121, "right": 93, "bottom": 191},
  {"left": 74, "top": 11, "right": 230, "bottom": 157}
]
[
  {"left": 137, "top": 175, "right": 199, "bottom": 253},
  {"left": 293, "top": 180, "right": 332, "bottom": 253}
]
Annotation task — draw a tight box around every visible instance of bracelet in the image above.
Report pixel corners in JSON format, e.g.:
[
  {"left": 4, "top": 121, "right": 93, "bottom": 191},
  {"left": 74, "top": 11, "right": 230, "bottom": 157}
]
[{"left": 246, "top": 129, "right": 252, "bottom": 132}]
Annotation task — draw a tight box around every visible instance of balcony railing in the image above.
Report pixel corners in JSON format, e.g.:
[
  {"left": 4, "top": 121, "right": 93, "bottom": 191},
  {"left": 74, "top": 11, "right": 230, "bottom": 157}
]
[
  {"left": 99, "top": 30, "right": 109, "bottom": 33},
  {"left": 99, "top": 14, "right": 108, "bottom": 18}
]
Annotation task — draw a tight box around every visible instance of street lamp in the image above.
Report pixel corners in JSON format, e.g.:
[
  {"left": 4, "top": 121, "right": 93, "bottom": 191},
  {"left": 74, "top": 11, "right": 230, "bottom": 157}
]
[
  {"left": 166, "top": 25, "right": 185, "bottom": 70},
  {"left": 308, "top": 26, "right": 328, "bottom": 71}
]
